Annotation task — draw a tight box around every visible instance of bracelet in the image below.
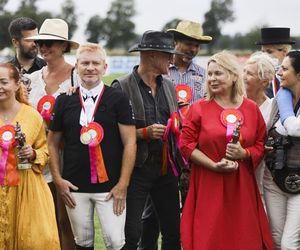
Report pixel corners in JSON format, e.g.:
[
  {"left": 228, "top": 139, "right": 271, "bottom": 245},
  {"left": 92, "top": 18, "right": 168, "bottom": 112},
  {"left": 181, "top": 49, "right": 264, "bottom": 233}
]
[
  {"left": 245, "top": 149, "right": 250, "bottom": 159},
  {"left": 143, "top": 127, "right": 149, "bottom": 141},
  {"left": 30, "top": 149, "right": 36, "bottom": 162}
]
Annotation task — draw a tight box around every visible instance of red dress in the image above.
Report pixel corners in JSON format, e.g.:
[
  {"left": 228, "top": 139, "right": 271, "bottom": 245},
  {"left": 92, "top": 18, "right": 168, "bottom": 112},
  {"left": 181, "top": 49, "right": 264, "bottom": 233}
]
[{"left": 180, "top": 98, "right": 274, "bottom": 250}]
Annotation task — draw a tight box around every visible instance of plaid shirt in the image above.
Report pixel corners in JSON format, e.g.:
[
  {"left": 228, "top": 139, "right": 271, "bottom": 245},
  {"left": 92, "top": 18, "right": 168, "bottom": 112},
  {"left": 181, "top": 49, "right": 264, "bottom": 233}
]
[{"left": 169, "top": 62, "right": 206, "bottom": 104}]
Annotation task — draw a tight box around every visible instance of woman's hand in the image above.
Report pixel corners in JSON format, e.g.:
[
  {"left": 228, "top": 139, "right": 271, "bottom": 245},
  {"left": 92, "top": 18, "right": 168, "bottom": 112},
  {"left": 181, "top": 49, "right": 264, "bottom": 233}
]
[
  {"left": 17, "top": 144, "right": 35, "bottom": 161},
  {"left": 225, "top": 141, "right": 246, "bottom": 160},
  {"left": 215, "top": 158, "right": 239, "bottom": 172}
]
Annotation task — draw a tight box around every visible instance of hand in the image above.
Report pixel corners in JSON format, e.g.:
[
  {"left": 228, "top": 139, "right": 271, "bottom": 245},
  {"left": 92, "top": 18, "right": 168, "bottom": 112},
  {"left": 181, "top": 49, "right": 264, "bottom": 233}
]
[
  {"left": 55, "top": 178, "right": 79, "bottom": 208},
  {"left": 18, "top": 144, "right": 34, "bottom": 160},
  {"left": 215, "top": 158, "right": 239, "bottom": 172},
  {"left": 105, "top": 183, "right": 127, "bottom": 216},
  {"left": 276, "top": 88, "right": 294, "bottom": 124},
  {"left": 147, "top": 123, "right": 166, "bottom": 139},
  {"left": 225, "top": 141, "right": 246, "bottom": 160},
  {"left": 64, "top": 86, "right": 77, "bottom": 96}
]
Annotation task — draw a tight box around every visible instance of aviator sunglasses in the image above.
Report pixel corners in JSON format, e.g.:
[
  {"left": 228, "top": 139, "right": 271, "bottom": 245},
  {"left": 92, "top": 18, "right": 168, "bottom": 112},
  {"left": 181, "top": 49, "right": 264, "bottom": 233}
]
[{"left": 35, "top": 40, "right": 64, "bottom": 48}]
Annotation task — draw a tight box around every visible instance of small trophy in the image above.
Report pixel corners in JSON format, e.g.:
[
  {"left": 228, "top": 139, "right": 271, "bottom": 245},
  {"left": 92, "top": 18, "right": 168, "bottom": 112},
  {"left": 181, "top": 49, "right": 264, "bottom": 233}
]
[
  {"left": 15, "top": 122, "right": 32, "bottom": 169},
  {"left": 222, "top": 120, "right": 241, "bottom": 167}
]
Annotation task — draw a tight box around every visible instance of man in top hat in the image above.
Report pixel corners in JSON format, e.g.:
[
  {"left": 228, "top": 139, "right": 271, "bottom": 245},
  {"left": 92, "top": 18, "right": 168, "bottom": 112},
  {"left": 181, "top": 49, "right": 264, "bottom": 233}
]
[
  {"left": 112, "top": 30, "right": 184, "bottom": 250},
  {"left": 138, "top": 20, "right": 213, "bottom": 250},
  {"left": 256, "top": 27, "right": 295, "bottom": 97},
  {"left": 48, "top": 43, "right": 137, "bottom": 250},
  {"left": 8, "top": 17, "right": 46, "bottom": 74}
]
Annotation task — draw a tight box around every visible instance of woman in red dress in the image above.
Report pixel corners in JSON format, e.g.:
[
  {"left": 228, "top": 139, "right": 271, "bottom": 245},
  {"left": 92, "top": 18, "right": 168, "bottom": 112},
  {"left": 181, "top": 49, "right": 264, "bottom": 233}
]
[{"left": 180, "top": 50, "right": 274, "bottom": 250}]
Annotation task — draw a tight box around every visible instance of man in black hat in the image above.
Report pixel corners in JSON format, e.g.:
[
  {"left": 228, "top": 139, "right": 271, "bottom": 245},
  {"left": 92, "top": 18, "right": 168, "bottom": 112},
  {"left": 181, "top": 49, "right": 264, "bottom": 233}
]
[
  {"left": 112, "top": 30, "right": 183, "bottom": 250},
  {"left": 256, "top": 27, "right": 295, "bottom": 97},
  {"left": 138, "top": 20, "right": 213, "bottom": 250}
]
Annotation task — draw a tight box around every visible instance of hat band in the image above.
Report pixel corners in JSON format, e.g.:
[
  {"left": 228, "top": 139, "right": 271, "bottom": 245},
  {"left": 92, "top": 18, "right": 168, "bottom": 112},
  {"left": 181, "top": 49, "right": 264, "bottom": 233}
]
[
  {"left": 39, "top": 33, "right": 68, "bottom": 40},
  {"left": 139, "top": 44, "right": 174, "bottom": 49}
]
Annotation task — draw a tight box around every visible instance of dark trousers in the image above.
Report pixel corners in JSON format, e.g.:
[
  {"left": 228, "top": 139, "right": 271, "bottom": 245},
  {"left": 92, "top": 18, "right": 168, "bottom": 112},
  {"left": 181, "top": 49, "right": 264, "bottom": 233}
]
[
  {"left": 122, "top": 155, "right": 181, "bottom": 250},
  {"left": 139, "top": 197, "right": 159, "bottom": 250}
]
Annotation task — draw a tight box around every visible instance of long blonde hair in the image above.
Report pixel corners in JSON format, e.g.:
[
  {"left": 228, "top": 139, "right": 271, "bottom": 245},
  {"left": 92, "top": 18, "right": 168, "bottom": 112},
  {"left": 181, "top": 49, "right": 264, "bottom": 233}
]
[
  {"left": 0, "top": 63, "right": 29, "bottom": 105},
  {"left": 205, "top": 50, "right": 245, "bottom": 103}
]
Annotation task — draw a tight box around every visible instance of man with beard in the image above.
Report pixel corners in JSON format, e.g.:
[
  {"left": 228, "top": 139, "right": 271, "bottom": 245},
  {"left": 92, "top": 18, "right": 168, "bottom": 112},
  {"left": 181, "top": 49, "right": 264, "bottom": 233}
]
[
  {"left": 8, "top": 17, "right": 46, "bottom": 74},
  {"left": 138, "top": 20, "right": 212, "bottom": 250}
]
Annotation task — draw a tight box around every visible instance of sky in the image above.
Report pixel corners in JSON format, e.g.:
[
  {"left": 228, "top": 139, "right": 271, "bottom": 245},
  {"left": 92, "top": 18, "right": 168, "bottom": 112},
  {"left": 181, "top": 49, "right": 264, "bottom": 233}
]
[{"left": 5, "top": 0, "right": 300, "bottom": 44}]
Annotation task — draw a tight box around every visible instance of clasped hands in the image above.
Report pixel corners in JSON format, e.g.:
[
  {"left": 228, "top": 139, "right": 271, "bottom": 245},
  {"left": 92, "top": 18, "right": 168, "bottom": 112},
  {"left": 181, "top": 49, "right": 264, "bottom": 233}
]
[{"left": 216, "top": 141, "right": 247, "bottom": 172}]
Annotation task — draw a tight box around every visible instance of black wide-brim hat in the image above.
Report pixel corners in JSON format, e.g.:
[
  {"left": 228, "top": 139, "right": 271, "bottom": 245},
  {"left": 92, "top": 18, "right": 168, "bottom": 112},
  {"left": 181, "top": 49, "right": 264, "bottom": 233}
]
[
  {"left": 129, "top": 30, "right": 181, "bottom": 54},
  {"left": 256, "top": 27, "right": 295, "bottom": 45}
]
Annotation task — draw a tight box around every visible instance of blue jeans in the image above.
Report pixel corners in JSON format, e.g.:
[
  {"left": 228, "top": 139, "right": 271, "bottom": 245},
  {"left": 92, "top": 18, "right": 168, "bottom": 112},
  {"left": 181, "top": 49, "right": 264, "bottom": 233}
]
[{"left": 122, "top": 154, "right": 181, "bottom": 250}]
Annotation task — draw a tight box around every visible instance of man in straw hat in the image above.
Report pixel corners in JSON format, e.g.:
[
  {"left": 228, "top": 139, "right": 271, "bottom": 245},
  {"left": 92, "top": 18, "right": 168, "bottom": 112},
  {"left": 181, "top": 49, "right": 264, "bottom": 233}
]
[
  {"left": 8, "top": 17, "right": 46, "bottom": 74},
  {"left": 256, "top": 27, "right": 295, "bottom": 97},
  {"left": 112, "top": 30, "right": 185, "bottom": 250},
  {"left": 139, "top": 20, "right": 213, "bottom": 250},
  {"left": 48, "top": 42, "right": 137, "bottom": 250}
]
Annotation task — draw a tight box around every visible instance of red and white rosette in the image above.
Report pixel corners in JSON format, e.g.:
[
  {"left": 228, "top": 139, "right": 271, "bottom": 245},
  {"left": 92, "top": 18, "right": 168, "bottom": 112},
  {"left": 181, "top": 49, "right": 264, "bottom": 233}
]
[
  {"left": 0, "top": 125, "right": 18, "bottom": 186},
  {"left": 37, "top": 95, "right": 56, "bottom": 122},
  {"left": 80, "top": 122, "right": 108, "bottom": 184},
  {"left": 220, "top": 109, "right": 244, "bottom": 143},
  {"left": 176, "top": 84, "right": 192, "bottom": 121}
]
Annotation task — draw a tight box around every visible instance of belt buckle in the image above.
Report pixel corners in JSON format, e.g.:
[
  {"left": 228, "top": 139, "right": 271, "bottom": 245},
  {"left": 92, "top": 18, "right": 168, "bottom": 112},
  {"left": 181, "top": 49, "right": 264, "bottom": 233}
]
[{"left": 17, "top": 163, "right": 32, "bottom": 170}]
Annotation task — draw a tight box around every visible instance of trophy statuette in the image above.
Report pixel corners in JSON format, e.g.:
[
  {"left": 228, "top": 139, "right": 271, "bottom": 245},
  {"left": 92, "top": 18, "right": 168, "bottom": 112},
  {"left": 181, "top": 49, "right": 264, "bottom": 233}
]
[{"left": 15, "top": 122, "right": 32, "bottom": 169}]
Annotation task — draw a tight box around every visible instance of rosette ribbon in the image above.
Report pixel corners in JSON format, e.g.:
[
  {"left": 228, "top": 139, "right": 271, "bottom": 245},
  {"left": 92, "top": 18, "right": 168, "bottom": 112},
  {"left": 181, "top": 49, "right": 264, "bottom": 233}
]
[
  {"left": 37, "top": 95, "right": 56, "bottom": 124},
  {"left": 220, "top": 109, "right": 244, "bottom": 143},
  {"left": 0, "top": 125, "right": 18, "bottom": 186},
  {"left": 176, "top": 84, "right": 192, "bottom": 120},
  {"left": 162, "top": 112, "right": 181, "bottom": 176},
  {"left": 80, "top": 122, "right": 109, "bottom": 184}
]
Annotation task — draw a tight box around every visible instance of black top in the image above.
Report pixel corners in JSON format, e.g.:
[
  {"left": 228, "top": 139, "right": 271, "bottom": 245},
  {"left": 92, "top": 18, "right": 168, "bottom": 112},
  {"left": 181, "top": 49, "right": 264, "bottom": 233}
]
[
  {"left": 9, "top": 56, "right": 46, "bottom": 74},
  {"left": 49, "top": 85, "right": 135, "bottom": 193},
  {"left": 113, "top": 66, "right": 170, "bottom": 153}
]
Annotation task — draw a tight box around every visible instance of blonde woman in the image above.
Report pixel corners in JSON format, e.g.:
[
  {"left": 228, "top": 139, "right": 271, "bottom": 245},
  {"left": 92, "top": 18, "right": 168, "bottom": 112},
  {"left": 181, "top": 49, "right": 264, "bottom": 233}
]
[{"left": 180, "top": 51, "right": 273, "bottom": 249}]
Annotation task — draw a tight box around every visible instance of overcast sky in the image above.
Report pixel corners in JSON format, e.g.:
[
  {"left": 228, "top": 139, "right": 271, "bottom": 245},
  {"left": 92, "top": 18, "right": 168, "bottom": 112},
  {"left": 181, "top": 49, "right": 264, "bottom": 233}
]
[{"left": 6, "top": 0, "right": 300, "bottom": 44}]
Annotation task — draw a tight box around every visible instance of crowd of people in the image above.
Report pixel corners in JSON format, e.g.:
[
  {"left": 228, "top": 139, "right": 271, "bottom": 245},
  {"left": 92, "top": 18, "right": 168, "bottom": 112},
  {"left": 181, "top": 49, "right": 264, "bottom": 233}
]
[{"left": 0, "top": 15, "right": 299, "bottom": 250}]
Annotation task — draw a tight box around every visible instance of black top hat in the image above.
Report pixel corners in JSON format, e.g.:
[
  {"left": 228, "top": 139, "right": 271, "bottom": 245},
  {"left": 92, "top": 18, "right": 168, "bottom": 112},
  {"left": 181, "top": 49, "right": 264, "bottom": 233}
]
[
  {"left": 256, "top": 27, "right": 295, "bottom": 45},
  {"left": 129, "top": 30, "right": 180, "bottom": 54}
]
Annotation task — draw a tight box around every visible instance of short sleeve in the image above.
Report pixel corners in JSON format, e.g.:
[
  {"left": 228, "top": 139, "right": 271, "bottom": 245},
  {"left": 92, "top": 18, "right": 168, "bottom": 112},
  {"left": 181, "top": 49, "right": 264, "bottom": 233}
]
[
  {"left": 115, "top": 91, "right": 135, "bottom": 125},
  {"left": 49, "top": 94, "right": 66, "bottom": 131}
]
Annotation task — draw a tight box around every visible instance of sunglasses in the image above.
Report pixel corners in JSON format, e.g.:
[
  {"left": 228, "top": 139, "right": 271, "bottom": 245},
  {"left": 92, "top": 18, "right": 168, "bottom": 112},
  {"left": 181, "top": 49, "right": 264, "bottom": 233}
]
[{"left": 35, "top": 40, "right": 63, "bottom": 48}]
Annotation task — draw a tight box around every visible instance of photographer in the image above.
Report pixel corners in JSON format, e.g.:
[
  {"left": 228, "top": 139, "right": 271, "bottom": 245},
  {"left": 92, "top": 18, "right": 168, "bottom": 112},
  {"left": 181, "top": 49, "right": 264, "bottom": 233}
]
[{"left": 265, "top": 50, "right": 300, "bottom": 250}]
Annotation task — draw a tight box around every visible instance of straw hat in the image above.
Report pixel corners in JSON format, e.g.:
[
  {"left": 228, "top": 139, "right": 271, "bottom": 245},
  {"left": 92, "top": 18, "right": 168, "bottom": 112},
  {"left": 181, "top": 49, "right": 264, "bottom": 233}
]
[
  {"left": 129, "top": 30, "right": 181, "bottom": 54},
  {"left": 167, "top": 20, "right": 212, "bottom": 44},
  {"left": 25, "top": 18, "right": 79, "bottom": 49}
]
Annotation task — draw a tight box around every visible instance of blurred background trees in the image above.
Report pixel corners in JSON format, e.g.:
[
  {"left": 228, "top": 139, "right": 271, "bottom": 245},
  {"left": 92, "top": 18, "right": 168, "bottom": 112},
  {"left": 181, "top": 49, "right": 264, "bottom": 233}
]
[{"left": 0, "top": 0, "right": 299, "bottom": 53}]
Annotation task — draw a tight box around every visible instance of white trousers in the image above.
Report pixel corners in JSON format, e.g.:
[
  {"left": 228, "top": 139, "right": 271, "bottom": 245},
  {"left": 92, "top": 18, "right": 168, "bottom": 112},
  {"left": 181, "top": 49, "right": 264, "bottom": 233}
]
[
  {"left": 264, "top": 169, "right": 300, "bottom": 250},
  {"left": 66, "top": 192, "right": 125, "bottom": 250}
]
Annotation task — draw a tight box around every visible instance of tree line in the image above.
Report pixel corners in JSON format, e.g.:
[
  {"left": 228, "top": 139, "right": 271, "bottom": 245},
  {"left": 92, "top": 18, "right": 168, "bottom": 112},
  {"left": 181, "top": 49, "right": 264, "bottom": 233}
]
[{"left": 0, "top": 0, "right": 299, "bottom": 52}]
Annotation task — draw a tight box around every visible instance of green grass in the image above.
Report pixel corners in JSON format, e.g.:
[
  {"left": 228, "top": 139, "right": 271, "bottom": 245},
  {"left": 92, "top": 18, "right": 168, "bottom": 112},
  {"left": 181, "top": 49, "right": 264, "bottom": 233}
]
[{"left": 103, "top": 73, "right": 126, "bottom": 86}]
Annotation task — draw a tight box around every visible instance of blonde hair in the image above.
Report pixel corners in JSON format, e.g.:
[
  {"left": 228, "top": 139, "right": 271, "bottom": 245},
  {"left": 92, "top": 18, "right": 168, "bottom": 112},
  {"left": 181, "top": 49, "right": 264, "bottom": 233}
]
[
  {"left": 0, "top": 63, "right": 29, "bottom": 105},
  {"left": 205, "top": 50, "right": 245, "bottom": 103},
  {"left": 76, "top": 43, "right": 107, "bottom": 62},
  {"left": 263, "top": 44, "right": 292, "bottom": 51},
  {"left": 246, "top": 52, "right": 276, "bottom": 83}
]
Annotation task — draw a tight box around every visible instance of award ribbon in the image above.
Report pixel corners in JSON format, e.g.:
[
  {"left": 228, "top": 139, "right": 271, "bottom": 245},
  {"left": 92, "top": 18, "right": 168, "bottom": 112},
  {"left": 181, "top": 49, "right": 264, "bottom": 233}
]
[
  {"left": 162, "top": 112, "right": 181, "bottom": 176},
  {"left": 220, "top": 109, "right": 244, "bottom": 143},
  {"left": 176, "top": 84, "right": 192, "bottom": 120},
  {"left": 37, "top": 95, "right": 56, "bottom": 123},
  {"left": 0, "top": 125, "right": 18, "bottom": 186},
  {"left": 79, "top": 84, "right": 108, "bottom": 184}
]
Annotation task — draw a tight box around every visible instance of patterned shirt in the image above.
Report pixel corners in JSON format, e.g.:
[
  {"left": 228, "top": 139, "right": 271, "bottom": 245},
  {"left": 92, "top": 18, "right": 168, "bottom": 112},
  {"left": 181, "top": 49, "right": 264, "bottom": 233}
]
[{"left": 169, "top": 61, "right": 206, "bottom": 104}]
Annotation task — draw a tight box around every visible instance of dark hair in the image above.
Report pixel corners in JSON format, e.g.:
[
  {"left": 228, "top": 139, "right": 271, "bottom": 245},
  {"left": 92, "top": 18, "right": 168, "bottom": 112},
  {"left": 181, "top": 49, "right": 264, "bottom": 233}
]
[
  {"left": 0, "top": 63, "right": 29, "bottom": 105},
  {"left": 287, "top": 50, "right": 300, "bottom": 74},
  {"left": 8, "top": 17, "right": 38, "bottom": 40}
]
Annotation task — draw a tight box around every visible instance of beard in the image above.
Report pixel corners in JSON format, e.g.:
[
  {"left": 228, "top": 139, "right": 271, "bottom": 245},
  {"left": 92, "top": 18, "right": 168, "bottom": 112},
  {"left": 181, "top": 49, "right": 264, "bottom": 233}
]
[{"left": 19, "top": 46, "right": 38, "bottom": 60}]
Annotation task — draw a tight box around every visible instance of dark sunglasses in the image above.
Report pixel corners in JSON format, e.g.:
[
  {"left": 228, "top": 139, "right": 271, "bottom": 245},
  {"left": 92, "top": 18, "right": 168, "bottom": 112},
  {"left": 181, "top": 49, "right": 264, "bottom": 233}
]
[{"left": 35, "top": 40, "right": 63, "bottom": 48}]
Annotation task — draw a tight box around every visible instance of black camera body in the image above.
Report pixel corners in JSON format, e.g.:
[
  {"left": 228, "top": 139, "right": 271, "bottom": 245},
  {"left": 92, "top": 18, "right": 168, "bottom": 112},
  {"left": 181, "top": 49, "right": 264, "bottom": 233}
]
[{"left": 266, "top": 136, "right": 291, "bottom": 170}]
